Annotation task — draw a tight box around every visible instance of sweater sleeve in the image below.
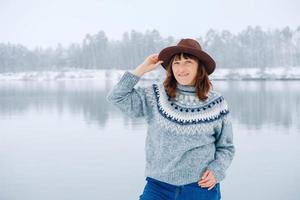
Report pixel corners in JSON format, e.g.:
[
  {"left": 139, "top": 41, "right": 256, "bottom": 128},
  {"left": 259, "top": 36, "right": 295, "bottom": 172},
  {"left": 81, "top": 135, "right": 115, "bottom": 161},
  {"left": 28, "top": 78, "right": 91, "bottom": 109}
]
[
  {"left": 206, "top": 99, "right": 235, "bottom": 183},
  {"left": 106, "top": 70, "right": 149, "bottom": 118}
]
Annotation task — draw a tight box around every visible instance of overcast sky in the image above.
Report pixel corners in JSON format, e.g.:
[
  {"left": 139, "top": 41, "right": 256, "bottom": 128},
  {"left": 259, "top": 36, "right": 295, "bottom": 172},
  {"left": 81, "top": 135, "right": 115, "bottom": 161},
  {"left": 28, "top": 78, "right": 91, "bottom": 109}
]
[{"left": 0, "top": 0, "right": 299, "bottom": 49}]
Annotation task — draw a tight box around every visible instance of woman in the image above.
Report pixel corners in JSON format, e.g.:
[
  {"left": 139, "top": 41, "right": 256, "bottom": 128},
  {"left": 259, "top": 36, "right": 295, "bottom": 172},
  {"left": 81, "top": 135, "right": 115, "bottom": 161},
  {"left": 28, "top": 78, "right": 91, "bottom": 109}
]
[{"left": 106, "top": 38, "right": 235, "bottom": 200}]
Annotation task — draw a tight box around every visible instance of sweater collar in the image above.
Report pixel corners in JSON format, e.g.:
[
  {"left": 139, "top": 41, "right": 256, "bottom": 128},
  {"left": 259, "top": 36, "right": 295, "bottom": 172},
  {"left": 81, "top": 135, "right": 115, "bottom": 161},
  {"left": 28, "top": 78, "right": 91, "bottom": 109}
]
[{"left": 176, "top": 83, "right": 196, "bottom": 94}]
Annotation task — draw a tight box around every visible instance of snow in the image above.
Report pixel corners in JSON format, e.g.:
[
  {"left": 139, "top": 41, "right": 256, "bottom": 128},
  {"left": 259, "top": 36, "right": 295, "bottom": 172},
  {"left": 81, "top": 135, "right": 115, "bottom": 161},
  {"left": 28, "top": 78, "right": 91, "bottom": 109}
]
[{"left": 0, "top": 67, "right": 300, "bottom": 81}]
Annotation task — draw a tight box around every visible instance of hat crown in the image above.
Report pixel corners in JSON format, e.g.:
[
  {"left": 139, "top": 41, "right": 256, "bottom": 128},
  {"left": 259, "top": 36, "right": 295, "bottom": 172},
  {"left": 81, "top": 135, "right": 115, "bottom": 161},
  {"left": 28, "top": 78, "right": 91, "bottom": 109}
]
[{"left": 177, "top": 38, "right": 202, "bottom": 50}]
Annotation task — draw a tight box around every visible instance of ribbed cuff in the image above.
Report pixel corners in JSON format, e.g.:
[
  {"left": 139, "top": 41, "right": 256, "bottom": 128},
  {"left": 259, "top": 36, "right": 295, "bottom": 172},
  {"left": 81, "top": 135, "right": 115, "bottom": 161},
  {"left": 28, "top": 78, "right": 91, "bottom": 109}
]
[
  {"left": 118, "top": 70, "right": 141, "bottom": 88},
  {"left": 206, "top": 165, "right": 225, "bottom": 183}
]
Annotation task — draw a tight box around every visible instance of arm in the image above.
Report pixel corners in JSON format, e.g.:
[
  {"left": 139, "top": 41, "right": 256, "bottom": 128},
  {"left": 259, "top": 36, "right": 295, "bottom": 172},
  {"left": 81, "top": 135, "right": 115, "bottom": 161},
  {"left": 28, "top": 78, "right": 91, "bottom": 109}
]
[
  {"left": 106, "top": 70, "right": 149, "bottom": 118},
  {"left": 106, "top": 54, "right": 163, "bottom": 118},
  {"left": 207, "top": 100, "right": 235, "bottom": 183}
]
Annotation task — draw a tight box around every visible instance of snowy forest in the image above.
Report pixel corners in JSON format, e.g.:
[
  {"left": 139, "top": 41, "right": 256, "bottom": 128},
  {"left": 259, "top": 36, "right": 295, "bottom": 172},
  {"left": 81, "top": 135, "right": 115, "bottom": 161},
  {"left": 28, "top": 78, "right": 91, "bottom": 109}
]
[{"left": 0, "top": 25, "right": 299, "bottom": 73}]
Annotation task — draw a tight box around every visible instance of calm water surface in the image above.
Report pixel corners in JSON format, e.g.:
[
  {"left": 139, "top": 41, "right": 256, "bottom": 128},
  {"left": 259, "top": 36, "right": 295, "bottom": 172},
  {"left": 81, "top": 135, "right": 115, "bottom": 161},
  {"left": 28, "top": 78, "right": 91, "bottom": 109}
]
[{"left": 0, "top": 78, "right": 299, "bottom": 200}]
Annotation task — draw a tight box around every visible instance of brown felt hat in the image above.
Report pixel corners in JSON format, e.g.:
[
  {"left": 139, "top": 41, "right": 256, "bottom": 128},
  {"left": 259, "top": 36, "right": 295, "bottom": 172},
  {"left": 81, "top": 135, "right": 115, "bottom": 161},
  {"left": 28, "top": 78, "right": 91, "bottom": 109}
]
[{"left": 158, "top": 38, "right": 216, "bottom": 75}]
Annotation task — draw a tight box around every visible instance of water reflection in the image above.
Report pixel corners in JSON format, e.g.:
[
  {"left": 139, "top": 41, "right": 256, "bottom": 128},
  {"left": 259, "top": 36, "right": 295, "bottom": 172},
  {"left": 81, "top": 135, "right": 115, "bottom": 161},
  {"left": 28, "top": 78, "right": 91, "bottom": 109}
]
[
  {"left": 214, "top": 80, "right": 300, "bottom": 131},
  {"left": 0, "top": 79, "right": 299, "bottom": 131},
  {"left": 1, "top": 77, "right": 300, "bottom": 200}
]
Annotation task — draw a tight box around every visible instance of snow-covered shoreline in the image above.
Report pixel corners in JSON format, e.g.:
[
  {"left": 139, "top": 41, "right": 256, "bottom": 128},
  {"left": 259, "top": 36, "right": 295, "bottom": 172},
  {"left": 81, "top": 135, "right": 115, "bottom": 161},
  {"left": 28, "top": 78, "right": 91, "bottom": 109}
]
[{"left": 0, "top": 67, "right": 300, "bottom": 81}]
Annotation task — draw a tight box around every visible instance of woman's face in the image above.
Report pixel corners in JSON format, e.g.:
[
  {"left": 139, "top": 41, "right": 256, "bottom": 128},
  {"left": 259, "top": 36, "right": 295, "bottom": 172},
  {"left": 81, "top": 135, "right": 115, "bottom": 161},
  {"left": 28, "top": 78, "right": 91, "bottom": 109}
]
[{"left": 171, "top": 55, "right": 198, "bottom": 86}]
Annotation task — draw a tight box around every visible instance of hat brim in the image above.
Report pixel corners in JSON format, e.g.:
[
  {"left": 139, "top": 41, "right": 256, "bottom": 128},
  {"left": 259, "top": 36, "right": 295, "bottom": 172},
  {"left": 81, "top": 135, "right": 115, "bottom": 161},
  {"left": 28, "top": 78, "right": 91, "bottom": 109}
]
[{"left": 158, "top": 46, "right": 216, "bottom": 75}]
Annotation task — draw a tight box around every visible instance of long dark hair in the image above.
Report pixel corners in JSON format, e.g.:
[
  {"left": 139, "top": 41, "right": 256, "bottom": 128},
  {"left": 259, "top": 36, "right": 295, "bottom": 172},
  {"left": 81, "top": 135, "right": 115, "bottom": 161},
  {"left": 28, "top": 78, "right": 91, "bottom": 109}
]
[{"left": 163, "top": 53, "right": 213, "bottom": 101}]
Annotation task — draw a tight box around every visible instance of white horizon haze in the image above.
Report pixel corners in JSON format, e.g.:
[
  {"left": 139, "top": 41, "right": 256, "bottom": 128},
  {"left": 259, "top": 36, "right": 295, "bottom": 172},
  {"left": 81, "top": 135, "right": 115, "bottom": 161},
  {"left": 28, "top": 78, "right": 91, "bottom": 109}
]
[{"left": 0, "top": 0, "right": 299, "bottom": 49}]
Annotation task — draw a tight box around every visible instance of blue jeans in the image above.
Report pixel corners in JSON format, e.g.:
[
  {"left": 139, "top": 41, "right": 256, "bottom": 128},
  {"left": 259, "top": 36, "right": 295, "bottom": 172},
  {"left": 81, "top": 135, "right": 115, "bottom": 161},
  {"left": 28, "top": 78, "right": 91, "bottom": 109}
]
[{"left": 139, "top": 177, "right": 221, "bottom": 200}]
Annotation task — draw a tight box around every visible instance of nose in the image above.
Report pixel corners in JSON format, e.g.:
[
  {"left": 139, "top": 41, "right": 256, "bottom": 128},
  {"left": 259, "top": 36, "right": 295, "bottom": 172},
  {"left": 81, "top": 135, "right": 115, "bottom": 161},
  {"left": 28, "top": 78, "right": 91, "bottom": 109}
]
[{"left": 178, "top": 66, "right": 187, "bottom": 73}]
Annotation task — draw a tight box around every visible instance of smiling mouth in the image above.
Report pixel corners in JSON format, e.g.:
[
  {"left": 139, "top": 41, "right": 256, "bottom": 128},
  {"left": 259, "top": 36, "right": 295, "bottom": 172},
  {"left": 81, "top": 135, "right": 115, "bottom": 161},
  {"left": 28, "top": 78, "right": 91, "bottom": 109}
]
[{"left": 178, "top": 73, "right": 189, "bottom": 77}]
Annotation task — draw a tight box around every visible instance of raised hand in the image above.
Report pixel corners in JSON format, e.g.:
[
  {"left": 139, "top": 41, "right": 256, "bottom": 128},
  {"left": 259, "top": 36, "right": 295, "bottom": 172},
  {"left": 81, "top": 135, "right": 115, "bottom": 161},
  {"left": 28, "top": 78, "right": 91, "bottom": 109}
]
[{"left": 133, "top": 54, "right": 163, "bottom": 77}]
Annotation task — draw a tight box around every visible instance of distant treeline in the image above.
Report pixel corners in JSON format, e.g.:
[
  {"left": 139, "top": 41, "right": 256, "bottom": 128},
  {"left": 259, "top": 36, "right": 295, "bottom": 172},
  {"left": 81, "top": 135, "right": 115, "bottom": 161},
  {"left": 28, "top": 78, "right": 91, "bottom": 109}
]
[{"left": 0, "top": 25, "right": 299, "bottom": 72}]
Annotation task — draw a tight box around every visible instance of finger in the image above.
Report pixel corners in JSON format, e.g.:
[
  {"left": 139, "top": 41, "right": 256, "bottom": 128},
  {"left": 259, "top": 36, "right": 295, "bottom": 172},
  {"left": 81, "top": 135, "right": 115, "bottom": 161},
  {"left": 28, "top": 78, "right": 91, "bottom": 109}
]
[
  {"left": 199, "top": 179, "right": 213, "bottom": 187},
  {"left": 201, "top": 170, "right": 210, "bottom": 180},
  {"left": 200, "top": 180, "right": 214, "bottom": 188},
  {"left": 208, "top": 184, "right": 216, "bottom": 190},
  {"left": 198, "top": 178, "right": 210, "bottom": 184},
  {"left": 199, "top": 174, "right": 212, "bottom": 183},
  {"left": 199, "top": 175, "right": 212, "bottom": 183},
  {"left": 155, "top": 60, "right": 164, "bottom": 66}
]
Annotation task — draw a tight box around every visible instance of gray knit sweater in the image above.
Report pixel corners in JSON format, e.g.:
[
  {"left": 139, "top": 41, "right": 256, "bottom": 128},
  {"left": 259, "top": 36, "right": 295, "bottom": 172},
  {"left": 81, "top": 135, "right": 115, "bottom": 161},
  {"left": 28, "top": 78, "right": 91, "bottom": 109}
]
[{"left": 106, "top": 71, "right": 235, "bottom": 186}]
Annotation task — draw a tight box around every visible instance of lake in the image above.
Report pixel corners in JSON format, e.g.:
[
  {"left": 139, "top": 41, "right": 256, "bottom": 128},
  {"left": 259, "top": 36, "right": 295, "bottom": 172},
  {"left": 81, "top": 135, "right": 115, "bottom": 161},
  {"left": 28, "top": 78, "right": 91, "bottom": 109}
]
[{"left": 0, "top": 76, "right": 299, "bottom": 200}]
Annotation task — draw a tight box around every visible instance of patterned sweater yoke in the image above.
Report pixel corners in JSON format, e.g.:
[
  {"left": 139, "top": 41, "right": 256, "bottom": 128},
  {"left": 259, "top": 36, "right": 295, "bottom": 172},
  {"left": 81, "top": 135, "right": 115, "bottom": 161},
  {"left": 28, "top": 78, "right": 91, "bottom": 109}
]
[{"left": 152, "top": 83, "right": 229, "bottom": 125}]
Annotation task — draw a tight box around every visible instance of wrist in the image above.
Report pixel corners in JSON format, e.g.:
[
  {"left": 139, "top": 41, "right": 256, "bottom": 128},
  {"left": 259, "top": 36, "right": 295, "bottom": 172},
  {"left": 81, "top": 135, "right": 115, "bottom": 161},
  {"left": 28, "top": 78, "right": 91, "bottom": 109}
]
[{"left": 133, "top": 65, "right": 146, "bottom": 77}]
